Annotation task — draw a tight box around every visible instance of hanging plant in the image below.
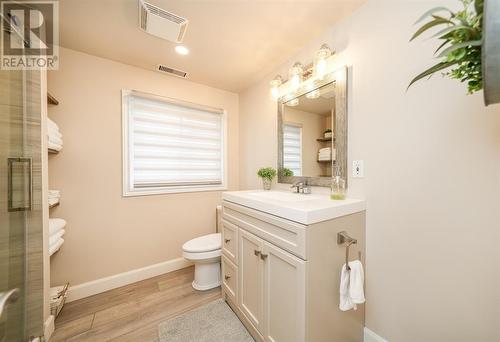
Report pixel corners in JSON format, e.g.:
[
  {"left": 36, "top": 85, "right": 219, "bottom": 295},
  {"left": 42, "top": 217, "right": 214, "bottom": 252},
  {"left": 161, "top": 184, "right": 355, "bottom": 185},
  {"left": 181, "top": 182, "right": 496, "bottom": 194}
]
[{"left": 408, "top": 0, "right": 484, "bottom": 94}]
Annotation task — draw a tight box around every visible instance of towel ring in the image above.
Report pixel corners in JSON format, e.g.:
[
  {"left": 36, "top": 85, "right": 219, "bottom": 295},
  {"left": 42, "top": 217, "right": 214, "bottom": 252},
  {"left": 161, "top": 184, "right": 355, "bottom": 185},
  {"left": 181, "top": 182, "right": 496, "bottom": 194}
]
[{"left": 337, "top": 231, "right": 357, "bottom": 271}]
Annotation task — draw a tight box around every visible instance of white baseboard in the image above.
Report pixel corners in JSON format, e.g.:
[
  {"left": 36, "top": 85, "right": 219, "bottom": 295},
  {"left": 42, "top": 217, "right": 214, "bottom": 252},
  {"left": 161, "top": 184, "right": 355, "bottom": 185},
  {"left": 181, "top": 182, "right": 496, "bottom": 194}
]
[
  {"left": 66, "top": 257, "right": 192, "bottom": 302},
  {"left": 364, "top": 327, "right": 388, "bottom": 342},
  {"left": 44, "top": 314, "right": 55, "bottom": 341}
]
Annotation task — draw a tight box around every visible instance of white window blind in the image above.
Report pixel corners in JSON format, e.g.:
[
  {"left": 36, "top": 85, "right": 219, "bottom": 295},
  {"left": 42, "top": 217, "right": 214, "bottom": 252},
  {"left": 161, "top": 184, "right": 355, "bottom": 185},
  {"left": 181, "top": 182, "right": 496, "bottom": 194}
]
[
  {"left": 283, "top": 123, "right": 302, "bottom": 177},
  {"left": 123, "top": 90, "right": 226, "bottom": 195}
]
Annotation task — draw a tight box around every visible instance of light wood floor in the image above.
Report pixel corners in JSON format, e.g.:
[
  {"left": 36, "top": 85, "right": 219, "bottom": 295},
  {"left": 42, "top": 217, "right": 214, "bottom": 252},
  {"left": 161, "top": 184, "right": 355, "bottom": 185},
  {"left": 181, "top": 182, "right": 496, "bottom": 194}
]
[{"left": 51, "top": 266, "right": 221, "bottom": 342}]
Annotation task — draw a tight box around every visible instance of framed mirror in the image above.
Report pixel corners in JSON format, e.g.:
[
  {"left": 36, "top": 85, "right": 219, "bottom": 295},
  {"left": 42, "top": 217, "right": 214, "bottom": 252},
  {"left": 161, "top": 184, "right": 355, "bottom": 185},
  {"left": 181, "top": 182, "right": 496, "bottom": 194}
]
[{"left": 278, "top": 66, "right": 347, "bottom": 187}]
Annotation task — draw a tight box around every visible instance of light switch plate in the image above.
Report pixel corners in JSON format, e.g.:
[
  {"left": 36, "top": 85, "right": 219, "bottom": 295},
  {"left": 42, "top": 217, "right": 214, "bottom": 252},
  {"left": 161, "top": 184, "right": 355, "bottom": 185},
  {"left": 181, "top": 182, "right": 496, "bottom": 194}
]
[{"left": 352, "top": 160, "right": 364, "bottom": 178}]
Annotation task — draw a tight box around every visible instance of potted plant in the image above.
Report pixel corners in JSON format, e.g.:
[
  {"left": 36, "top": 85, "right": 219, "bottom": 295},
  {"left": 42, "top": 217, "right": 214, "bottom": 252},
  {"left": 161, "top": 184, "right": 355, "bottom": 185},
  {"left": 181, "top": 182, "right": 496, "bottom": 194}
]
[
  {"left": 408, "top": 0, "right": 500, "bottom": 105},
  {"left": 257, "top": 167, "right": 277, "bottom": 190},
  {"left": 282, "top": 168, "right": 294, "bottom": 177},
  {"left": 409, "top": 0, "right": 484, "bottom": 94}
]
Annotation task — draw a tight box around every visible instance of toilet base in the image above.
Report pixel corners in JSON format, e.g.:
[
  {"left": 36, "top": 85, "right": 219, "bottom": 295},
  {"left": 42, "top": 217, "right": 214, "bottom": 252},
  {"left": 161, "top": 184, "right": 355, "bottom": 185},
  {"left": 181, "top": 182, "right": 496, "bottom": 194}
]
[{"left": 192, "top": 260, "right": 221, "bottom": 291}]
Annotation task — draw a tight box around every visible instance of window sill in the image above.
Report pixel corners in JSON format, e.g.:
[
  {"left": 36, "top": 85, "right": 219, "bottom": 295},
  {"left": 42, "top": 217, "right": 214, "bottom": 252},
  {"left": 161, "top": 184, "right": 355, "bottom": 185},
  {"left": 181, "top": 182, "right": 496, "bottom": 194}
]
[{"left": 122, "top": 185, "right": 228, "bottom": 197}]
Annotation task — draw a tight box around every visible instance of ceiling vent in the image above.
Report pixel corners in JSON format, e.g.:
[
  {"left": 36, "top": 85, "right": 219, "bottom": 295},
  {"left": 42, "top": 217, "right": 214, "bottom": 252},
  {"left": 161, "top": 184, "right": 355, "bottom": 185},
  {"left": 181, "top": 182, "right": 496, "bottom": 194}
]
[
  {"left": 156, "top": 64, "right": 188, "bottom": 78},
  {"left": 139, "top": 0, "right": 188, "bottom": 43}
]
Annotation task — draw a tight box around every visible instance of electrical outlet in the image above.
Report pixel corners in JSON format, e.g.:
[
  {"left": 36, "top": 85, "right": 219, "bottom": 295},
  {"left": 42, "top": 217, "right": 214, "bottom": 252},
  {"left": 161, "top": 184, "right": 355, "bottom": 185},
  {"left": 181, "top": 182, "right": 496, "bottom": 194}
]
[{"left": 352, "top": 160, "right": 364, "bottom": 178}]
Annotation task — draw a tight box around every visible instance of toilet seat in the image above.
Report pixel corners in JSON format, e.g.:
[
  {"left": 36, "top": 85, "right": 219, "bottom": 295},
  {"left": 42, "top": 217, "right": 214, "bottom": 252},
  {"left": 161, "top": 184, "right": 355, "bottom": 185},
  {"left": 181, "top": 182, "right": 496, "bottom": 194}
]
[{"left": 182, "top": 233, "right": 221, "bottom": 253}]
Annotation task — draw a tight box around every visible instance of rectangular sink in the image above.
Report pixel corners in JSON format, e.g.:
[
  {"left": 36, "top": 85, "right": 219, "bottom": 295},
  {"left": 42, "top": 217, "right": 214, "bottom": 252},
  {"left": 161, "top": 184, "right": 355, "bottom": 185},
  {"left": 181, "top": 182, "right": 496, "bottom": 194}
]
[{"left": 222, "top": 190, "right": 366, "bottom": 225}]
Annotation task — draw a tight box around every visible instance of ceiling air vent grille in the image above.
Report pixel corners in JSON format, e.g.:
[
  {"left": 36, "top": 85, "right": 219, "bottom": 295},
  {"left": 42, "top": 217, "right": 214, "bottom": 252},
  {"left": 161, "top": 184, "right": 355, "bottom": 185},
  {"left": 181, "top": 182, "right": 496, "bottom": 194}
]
[
  {"left": 156, "top": 64, "right": 188, "bottom": 79},
  {"left": 138, "top": 0, "right": 188, "bottom": 43}
]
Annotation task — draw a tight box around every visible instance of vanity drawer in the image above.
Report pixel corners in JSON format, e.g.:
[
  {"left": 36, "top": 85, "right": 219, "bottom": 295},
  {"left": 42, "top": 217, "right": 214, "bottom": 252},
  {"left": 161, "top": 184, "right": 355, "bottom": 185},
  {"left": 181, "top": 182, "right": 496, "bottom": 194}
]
[
  {"left": 221, "top": 255, "right": 238, "bottom": 304},
  {"left": 222, "top": 219, "right": 238, "bottom": 265},
  {"left": 223, "top": 201, "right": 307, "bottom": 260}
]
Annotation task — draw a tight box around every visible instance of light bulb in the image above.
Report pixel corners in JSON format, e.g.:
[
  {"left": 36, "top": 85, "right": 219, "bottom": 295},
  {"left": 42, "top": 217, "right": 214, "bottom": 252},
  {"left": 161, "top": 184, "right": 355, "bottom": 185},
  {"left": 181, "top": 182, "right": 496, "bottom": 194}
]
[
  {"left": 270, "top": 75, "right": 282, "bottom": 100},
  {"left": 314, "top": 44, "right": 332, "bottom": 80},
  {"left": 288, "top": 62, "right": 304, "bottom": 91},
  {"left": 286, "top": 98, "right": 299, "bottom": 107},
  {"left": 305, "top": 89, "right": 320, "bottom": 99}
]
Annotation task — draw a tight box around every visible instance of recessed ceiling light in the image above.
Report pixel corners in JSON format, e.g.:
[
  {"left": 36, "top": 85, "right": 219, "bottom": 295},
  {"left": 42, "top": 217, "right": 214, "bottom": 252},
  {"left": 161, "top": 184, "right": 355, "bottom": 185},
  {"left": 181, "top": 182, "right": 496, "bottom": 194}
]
[{"left": 175, "top": 45, "right": 189, "bottom": 55}]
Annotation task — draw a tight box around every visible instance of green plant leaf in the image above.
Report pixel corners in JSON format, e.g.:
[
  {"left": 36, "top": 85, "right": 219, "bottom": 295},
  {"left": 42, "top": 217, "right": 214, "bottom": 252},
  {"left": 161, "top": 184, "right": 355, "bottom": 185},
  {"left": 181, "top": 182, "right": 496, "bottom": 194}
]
[
  {"left": 437, "top": 39, "right": 482, "bottom": 58},
  {"left": 414, "top": 6, "right": 453, "bottom": 24},
  {"left": 434, "top": 40, "right": 450, "bottom": 54},
  {"left": 408, "top": 61, "right": 458, "bottom": 89},
  {"left": 410, "top": 18, "right": 452, "bottom": 41},
  {"left": 431, "top": 24, "right": 475, "bottom": 38}
]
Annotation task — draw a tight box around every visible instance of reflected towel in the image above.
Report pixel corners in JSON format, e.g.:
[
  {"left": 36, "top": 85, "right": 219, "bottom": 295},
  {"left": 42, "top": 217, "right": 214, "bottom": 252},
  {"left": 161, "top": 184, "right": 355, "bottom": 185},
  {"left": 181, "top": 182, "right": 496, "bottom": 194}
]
[
  {"left": 339, "top": 260, "right": 365, "bottom": 311},
  {"left": 49, "top": 238, "right": 64, "bottom": 256},
  {"left": 49, "top": 218, "right": 66, "bottom": 235},
  {"left": 49, "top": 229, "right": 65, "bottom": 245}
]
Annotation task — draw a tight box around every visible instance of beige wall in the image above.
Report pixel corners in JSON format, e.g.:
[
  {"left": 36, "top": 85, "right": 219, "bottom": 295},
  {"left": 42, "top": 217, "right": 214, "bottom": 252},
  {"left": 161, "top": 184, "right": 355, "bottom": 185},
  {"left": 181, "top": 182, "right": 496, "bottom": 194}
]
[
  {"left": 239, "top": 1, "right": 500, "bottom": 340},
  {"left": 48, "top": 48, "right": 239, "bottom": 286}
]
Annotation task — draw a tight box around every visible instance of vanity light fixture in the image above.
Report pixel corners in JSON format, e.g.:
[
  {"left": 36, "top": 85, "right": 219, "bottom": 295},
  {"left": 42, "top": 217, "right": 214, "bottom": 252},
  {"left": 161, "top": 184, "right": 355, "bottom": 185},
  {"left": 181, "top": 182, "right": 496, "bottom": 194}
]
[
  {"left": 286, "top": 98, "right": 299, "bottom": 107},
  {"left": 288, "top": 62, "right": 304, "bottom": 91},
  {"left": 271, "top": 44, "right": 337, "bottom": 101},
  {"left": 270, "top": 75, "right": 283, "bottom": 100},
  {"left": 313, "top": 44, "right": 332, "bottom": 80},
  {"left": 175, "top": 45, "right": 189, "bottom": 55}
]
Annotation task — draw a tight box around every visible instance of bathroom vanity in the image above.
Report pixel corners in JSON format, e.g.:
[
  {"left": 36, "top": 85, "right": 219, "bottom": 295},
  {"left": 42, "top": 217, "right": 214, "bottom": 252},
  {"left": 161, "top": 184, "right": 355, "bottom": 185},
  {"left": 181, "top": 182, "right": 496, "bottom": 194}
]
[{"left": 221, "top": 190, "right": 366, "bottom": 342}]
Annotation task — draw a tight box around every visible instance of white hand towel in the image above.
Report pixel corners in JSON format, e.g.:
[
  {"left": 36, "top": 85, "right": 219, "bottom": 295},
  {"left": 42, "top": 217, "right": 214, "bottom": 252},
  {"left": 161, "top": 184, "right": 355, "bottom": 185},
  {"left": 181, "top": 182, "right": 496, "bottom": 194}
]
[
  {"left": 49, "top": 218, "right": 66, "bottom": 235},
  {"left": 348, "top": 260, "right": 365, "bottom": 304},
  {"left": 339, "top": 260, "right": 365, "bottom": 311},
  {"left": 339, "top": 263, "right": 355, "bottom": 311},
  {"left": 48, "top": 141, "right": 63, "bottom": 152},
  {"left": 49, "top": 229, "right": 65, "bottom": 245}
]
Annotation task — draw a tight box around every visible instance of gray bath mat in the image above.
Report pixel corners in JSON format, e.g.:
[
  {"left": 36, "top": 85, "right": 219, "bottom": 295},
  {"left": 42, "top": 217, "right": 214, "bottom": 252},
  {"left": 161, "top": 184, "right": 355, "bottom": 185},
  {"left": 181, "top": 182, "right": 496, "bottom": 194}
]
[{"left": 158, "top": 299, "right": 254, "bottom": 342}]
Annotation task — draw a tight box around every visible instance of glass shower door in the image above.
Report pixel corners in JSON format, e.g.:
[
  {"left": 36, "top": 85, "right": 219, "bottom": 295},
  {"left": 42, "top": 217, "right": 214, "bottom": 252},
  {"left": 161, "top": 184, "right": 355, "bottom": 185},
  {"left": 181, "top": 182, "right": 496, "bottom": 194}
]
[{"left": 0, "top": 68, "right": 44, "bottom": 341}]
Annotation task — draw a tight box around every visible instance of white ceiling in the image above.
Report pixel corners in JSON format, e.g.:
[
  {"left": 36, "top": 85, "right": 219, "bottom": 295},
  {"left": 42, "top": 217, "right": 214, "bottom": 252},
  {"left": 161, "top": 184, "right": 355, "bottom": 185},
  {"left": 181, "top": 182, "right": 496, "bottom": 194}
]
[{"left": 59, "top": 0, "right": 365, "bottom": 92}]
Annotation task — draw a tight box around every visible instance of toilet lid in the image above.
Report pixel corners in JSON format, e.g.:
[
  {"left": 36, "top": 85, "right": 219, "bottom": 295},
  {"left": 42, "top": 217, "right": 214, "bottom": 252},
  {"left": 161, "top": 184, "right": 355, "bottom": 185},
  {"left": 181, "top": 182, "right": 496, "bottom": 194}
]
[{"left": 182, "top": 233, "right": 221, "bottom": 253}]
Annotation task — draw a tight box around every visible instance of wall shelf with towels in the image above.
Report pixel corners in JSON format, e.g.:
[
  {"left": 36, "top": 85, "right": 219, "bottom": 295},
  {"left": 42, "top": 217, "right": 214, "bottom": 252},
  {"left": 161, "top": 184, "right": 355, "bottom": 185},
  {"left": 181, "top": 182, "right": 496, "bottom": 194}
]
[{"left": 49, "top": 202, "right": 60, "bottom": 209}]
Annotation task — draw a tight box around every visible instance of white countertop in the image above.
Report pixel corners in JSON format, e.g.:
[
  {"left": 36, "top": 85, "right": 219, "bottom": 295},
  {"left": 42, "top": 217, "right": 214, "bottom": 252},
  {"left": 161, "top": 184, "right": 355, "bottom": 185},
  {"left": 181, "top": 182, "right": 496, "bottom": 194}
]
[{"left": 222, "top": 190, "right": 366, "bottom": 225}]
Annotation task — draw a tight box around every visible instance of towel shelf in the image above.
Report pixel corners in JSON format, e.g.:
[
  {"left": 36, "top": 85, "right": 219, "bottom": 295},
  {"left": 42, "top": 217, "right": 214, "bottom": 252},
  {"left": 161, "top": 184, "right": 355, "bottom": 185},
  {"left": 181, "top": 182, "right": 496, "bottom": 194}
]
[
  {"left": 47, "top": 92, "right": 59, "bottom": 105},
  {"left": 48, "top": 148, "right": 59, "bottom": 154},
  {"left": 49, "top": 202, "right": 59, "bottom": 209}
]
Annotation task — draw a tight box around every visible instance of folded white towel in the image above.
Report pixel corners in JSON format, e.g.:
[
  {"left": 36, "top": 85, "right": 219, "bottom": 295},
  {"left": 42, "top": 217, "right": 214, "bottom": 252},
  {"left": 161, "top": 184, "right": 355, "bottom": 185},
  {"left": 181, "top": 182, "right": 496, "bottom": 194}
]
[
  {"left": 49, "top": 218, "right": 66, "bottom": 235},
  {"left": 48, "top": 127, "right": 62, "bottom": 139},
  {"left": 49, "top": 238, "right": 64, "bottom": 256},
  {"left": 49, "top": 189, "right": 60, "bottom": 196},
  {"left": 48, "top": 135, "right": 63, "bottom": 146},
  {"left": 339, "top": 260, "right": 365, "bottom": 311},
  {"left": 48, "top": 197, "right": 59, "bottom": 206},
  {"left": 48, "top": 141, "right": 63, "bottom": 152},
  {"left": 49, "top": 229, "right": 65, "bottom": 245},
  {"left": 319, "top": 147, "right": 331, "bottom": 153},
  {"left": 47, "top": 118, "right": 59, "bottom": 132}
]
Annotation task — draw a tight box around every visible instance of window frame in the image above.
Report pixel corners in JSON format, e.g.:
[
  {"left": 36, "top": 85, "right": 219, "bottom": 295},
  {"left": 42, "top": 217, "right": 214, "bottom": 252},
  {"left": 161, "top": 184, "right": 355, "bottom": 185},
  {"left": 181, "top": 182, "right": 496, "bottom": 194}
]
[
  {"left": 121, "top": 89, "right": 228, "bottom": 197},
  {"left": 282, "top": 121, "right": 303, "bottom": 177}
]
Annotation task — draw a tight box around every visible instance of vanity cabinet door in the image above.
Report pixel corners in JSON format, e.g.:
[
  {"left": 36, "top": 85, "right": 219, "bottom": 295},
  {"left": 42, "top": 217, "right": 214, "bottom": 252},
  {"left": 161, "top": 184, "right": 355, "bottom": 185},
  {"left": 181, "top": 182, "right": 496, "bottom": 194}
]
[
  {"left": 222, "top": 219, "right": 238, "bottom": 265},
  {"left": 238, "top": 229, "right": 265, "bottom": 333},
  {"left": 262, "top": 241, "right": 306, "bottom": 342}
]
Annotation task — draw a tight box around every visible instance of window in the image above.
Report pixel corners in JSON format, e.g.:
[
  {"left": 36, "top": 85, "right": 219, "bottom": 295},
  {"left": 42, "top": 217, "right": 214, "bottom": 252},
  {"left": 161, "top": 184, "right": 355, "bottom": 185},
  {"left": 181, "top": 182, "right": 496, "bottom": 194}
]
[
  {"left": 122, "top": 90, "right": 226, "bottom": 196},
  {"left": 282, "top": 122, "right": 302, "bottom": 176}
]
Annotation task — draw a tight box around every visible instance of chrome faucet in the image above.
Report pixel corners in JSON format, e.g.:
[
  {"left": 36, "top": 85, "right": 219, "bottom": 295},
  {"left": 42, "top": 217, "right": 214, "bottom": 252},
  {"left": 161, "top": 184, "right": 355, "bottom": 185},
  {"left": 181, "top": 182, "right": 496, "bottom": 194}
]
[{"left": 290, "top": 181, "right": 312, "bottom": 194}]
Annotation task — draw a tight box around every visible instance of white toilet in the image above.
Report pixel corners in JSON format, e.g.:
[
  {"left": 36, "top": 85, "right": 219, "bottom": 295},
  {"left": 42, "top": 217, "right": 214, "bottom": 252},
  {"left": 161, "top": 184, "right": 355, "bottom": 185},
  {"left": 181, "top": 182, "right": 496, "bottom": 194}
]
[{"left": 182, "top": 233, "right": 222, "bottom": 291}]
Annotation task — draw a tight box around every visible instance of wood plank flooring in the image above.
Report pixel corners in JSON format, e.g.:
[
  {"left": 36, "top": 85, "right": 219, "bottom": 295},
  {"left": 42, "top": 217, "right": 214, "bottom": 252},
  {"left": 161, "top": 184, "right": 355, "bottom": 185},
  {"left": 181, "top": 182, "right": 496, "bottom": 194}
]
[{"left": 51, "top": 266, "right": 221, "bottom": 341}]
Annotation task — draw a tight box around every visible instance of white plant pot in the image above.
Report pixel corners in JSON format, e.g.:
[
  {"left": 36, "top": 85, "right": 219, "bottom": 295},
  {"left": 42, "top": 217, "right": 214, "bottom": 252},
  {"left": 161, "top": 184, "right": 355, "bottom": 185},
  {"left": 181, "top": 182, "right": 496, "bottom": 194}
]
[{"left": 483, "top": 0, "right": 500, "bottom": 105}]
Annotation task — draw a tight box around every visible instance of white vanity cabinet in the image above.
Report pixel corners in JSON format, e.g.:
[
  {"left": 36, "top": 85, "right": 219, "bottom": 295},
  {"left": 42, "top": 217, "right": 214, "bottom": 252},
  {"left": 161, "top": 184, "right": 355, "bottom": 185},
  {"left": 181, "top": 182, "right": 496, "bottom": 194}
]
[{"left": 221, "top": 198, "right": 366, "bottom": 342}]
